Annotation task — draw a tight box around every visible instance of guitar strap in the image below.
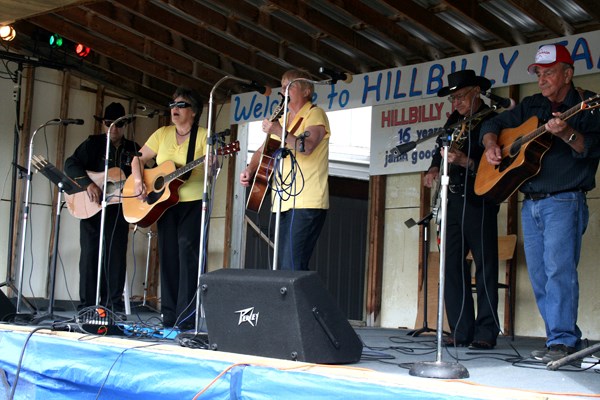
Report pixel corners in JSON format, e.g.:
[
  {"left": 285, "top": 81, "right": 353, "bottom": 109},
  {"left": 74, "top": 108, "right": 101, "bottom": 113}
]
[
  {"left": 286, "top": 104, "right": 316, "bottom": 137},
  {"left": 181, "top": 123, "right": 199, "bottom": 181}
]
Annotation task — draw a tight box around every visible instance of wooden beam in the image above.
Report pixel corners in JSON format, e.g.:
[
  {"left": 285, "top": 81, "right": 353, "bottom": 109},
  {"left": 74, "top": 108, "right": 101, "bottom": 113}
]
[
  {"left": 441, "top": 0, "right": 516, "bottom": 47},
  {"left": 571, "top": 0, "right": 600, "bottom": 21},
  {"left": 381, "top": 0, "right": 475, "bottom": 54},
  {"left": 159, "top": 0, "right": 370, "bottom": 74},
  {"left": 505, "top": 0, "right": 574, "bottom": 36},
  {"left": 366, "top": 175, "right": 385, "bottom": 326},
  {"left": 106, "top": 0, "right": 285, "bottom": 84},
  {"left": 28, "top": 13, "right": 215, "bottom": 96},
  {"left": 267, "top": 0, "right": 397, "bottom": 69},
  {"left": 329, "top": 0, "right": 440, "bottom": 60}
]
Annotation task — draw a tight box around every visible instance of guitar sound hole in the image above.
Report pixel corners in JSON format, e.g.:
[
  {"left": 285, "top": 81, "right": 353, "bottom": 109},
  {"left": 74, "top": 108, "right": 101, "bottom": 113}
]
[
  {"left": 509, "top": 137, "right": 522, "bottom": 158},
  {"left": 146, "top": 190, "right": 163, "bottom": 205},
  {"left": 498, "top": 157, "right": 513, "bottom": 173},
  {"left": 146, "top": 176, "right": 165, "bottom": 205},
  {"left": 153, "top": 176, "right": 164, "bottom": 191}
]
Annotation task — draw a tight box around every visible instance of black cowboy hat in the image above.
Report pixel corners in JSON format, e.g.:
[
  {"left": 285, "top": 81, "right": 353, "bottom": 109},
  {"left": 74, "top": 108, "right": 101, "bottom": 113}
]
[
  {"left": 437, "top": 70, "right": 491, "bottom": 98},
  {"left": 93, "top": 102, "right": 126, "bottom": 122}
]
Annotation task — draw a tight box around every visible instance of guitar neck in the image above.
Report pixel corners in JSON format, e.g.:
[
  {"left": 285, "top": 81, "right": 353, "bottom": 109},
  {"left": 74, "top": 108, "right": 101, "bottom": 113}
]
[
  {"left": 162, "top": 141, "right": 240, "bottom": 183},
  {"left": 523, "top": 100, "right": 586, "bottom": 143},
  {"left": 164, "top": 156, "right": 206, "bottom": 183}
]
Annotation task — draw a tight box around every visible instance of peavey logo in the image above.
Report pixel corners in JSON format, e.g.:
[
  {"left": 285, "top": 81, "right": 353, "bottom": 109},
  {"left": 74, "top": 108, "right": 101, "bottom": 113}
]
[{"left": 235, "top": 307, "right": 260, "bottom": 326}]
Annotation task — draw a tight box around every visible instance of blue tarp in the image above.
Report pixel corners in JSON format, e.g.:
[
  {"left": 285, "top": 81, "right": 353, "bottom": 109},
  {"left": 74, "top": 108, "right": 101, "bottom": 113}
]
[{"left": 0, "top": 328, "right": 495, "bottom": 399}]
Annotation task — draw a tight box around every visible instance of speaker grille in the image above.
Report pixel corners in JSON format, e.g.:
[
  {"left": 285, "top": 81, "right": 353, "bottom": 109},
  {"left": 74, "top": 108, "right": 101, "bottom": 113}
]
[{"left": 201, "top": 269, "right": 363, "bottom": 364}]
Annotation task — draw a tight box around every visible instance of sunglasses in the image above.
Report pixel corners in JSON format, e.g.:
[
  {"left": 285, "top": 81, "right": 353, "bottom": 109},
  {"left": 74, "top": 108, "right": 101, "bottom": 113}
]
[
  {"left": 169, "top": 101, "right": 192, "bottom": 109},
  {"left": 104, "top": 120, "right": 125, "bottom": 128}
]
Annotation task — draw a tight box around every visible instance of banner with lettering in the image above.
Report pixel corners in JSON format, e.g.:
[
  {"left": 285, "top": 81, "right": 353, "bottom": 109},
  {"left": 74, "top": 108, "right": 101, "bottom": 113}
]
[
  {"left": 229, "top": 31, "right": 600, "bottom": 175},
  {"left": 372, "top": 97, "right": 454, "bottom": 174}
]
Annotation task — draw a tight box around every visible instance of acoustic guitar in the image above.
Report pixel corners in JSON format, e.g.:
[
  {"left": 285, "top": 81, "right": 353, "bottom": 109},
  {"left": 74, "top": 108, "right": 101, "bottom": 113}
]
[
  {"left": 64, "top": 167, "right": 126, "bottom": 219},
  {"left": 246, "top": 95, "right": 286, "bottom": 212},
  {"left": 474, "top": 94, "right": 600, "bottom": 203},
  {"left": 121, "top": 141, "right": 239, "bottom": 227}
]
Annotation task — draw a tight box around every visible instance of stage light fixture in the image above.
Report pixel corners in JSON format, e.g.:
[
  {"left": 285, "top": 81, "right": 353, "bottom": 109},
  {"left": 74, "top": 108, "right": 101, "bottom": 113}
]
[
  {"left": 0, "top": 25, "right": 16, "bottom": 41},
  {"left": 49, "top": 33, "right": 63, "bottom": 48},
  {"left": 75, "top": 43, "right": 90, "bottom": 58}
]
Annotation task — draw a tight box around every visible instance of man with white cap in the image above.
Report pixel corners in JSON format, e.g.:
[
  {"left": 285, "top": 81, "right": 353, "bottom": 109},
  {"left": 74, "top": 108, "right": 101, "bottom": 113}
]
[{"left": 480, "top": 44, "right": 600, "bottom": 364}]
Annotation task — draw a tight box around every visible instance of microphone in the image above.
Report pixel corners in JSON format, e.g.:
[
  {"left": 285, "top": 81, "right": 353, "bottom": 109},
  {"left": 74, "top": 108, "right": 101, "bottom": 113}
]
[
  {"left": 60, "top": 118, "right": 84, "bottom": 125},
  {"left": 242, "top": 80, "right": 272, "bottom": 96},
  {"left": 318, "top": 67, "right": 353, "bottom": 84},
  {"left": 392, "top": 142, "right": 416, "bottom": 156},
  {"left": 483, "top": 92, "right": 516, "bottom": 110},
  {"left": 298, "top": 131, "right": 310, "bottom": 152},
  {"left": 217, "top": 128, "right": 231, "bottom": 137}
]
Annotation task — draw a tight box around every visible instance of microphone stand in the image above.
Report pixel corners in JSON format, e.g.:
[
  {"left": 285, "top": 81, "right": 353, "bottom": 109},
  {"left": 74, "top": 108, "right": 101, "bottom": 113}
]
[
  {"left": 95, "top": 113, "right": 149, "bottom": 307},
  {"left": 15, "top": 119, "right": 64, "bottom": 314},
  {"left": 29, "top": 158, "right": 84, "bottom": 324},
  {"left": 406, "top": 211, "right": 436, "bottom": 337},
  {"left": 409, "top": 135, "right": 469, "bottom": 379},
  {"left": 188, "top": 75, "right": 249, "bottom": 336}
]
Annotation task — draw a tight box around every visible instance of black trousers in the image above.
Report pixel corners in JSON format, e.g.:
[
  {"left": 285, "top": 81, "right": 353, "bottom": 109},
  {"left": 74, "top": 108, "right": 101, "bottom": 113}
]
[
  {"left": 443, "top": 193, "right": 500, "bottom": 344},
  {"left": 156, "top": 200, "right": 202, "bottom": 326},
  {"left": 79, "top": 205, "right": 129, "bottom": 308}
]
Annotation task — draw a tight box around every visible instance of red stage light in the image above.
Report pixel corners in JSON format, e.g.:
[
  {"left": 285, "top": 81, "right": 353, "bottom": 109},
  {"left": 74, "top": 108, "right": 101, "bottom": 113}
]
[{"left": 75, "top": 43, "right": 90, "bottom": 57}]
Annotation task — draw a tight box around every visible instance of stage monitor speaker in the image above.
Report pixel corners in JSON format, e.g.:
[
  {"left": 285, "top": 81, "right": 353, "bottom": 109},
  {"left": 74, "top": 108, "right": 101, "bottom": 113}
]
[
  {"left": 0, "top": 290, "right": 17, "bottom": 322},
  {"left": 200, "top": 269, "right": 363, "bottom": 364}
]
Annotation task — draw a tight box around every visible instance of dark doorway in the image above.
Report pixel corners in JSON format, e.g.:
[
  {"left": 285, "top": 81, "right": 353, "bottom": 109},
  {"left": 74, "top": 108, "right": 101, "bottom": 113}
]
[{"left": 244, "top": 176, "right": 369, "bottom": 321}]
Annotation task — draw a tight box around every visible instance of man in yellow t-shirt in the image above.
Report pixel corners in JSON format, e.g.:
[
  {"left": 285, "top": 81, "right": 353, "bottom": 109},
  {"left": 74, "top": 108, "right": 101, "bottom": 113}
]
[{"left": 240, "top": 69, "right": 330, "bottom": 271}]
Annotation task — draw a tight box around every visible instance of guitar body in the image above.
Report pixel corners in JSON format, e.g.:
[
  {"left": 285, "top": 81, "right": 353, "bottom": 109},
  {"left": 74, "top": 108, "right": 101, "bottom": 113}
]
[
  {"left": 475, "top": 116, "right": 552, "bottom": 203},
  {"left": 246, "top": 135, "right": 281, "bottom": 212},
  {"left": 122, "top": 141, "right": 239, "bottom": 226},
  {"left": 64, "top": 167, "right": 125, "bottom": 219},
  {"left": 122, "top": 161, "right": 185, "bottom": 227}
]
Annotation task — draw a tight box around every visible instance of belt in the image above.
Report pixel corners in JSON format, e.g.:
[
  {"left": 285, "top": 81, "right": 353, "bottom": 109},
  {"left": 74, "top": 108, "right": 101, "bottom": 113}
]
[{"left": 524, "top": 189, "right": 582, "bottom": 201}]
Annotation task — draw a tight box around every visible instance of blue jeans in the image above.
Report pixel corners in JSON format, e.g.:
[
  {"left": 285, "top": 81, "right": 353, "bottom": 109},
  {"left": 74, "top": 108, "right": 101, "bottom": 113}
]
[
  {"left": 521, "top": 191, "right": 587, "bottom": 348},
  {"left": 277, "top": 208, "right": 327, "bottom": 271}
]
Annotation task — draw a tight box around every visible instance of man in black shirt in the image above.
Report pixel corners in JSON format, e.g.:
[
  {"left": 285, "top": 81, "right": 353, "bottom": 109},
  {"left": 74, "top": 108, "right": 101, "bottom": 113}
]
[
  {"left": 65, "top": 102, "right": 139, "bottom": 312},
  {"left": 425, "top": 70, "right": 500, "bottom": 350}
]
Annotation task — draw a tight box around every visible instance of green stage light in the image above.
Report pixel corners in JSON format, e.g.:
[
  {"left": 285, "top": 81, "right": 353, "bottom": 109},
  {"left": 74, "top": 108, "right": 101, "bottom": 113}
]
[{"left": 49, "top": 34, "right": 63, "bottom": 48}]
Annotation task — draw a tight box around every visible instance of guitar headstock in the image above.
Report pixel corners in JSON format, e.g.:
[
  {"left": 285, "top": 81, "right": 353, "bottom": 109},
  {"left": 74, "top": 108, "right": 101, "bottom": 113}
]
[
  {"left": 583, "top": 94, "right": 600, "bottom": 110},
  {"left": 269, "top": 92, "right": 288, "bottom": 122},
  {"left": 217, "top": 140, "right": 241, "bottom": 156}
]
